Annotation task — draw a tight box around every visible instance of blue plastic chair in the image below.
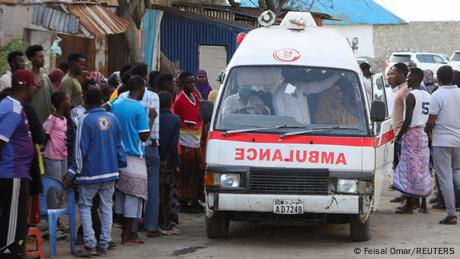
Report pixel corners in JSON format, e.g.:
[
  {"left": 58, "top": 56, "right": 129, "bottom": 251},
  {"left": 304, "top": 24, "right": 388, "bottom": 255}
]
[{"left": 39, "top": 176, "right": 76, "bottom": 257}]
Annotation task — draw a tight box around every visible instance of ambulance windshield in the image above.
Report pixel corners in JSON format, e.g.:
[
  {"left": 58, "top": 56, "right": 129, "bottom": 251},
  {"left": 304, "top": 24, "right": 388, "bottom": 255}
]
[{"left": 215, "top": 66, "right": 368, "bottom": 136}]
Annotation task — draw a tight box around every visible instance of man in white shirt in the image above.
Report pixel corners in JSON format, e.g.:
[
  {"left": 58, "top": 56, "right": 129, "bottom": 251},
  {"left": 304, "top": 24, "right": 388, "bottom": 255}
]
[
  {"left": 427, "top": 65, "right": 460, "bottom": 225},
  {"left": 0, "top": 51, "right": 26, "bottom": 91},
  {"left": 272, "top": 69, "right": 340, "bottom": 124},
  {"left": 385, "top": 85, "right": 398, "bottom": 116}
]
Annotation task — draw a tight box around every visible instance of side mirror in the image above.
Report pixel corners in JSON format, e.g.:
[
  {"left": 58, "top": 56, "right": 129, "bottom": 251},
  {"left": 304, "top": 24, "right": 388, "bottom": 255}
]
[
  {"left": 370, "top": 101, "right": 386, "bottom": 122},
  {"left": 199, "top": 100, "right": 214, "bottom": 123}
]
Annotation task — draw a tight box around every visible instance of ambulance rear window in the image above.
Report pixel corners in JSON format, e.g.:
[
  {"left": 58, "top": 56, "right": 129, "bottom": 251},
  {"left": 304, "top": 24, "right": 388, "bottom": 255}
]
[{"left": 214, "top": 66, "right": 368, "bottom": 136}]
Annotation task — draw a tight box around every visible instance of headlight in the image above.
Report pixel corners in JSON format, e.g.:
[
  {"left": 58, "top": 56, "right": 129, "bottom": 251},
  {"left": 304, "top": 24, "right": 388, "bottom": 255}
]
[
  {"left": 219, "top": 174, "right": 240, "bottom": 188},
  {"left": 205, "top": 172, "right": 241, "bottom": 188},
  {"left": 337, "top": 179, "right": 358, "bottom": 194}
]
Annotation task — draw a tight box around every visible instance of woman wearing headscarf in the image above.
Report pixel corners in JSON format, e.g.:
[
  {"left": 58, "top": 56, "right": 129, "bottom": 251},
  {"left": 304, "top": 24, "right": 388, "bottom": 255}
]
[
  {"left": 48, "top": 69, "right": 65, "bottom": 92},
  {"left": 89, "top": 71, "right": 106, "bottom": 88},
  {"left": 315, "top": 84, "right": 358, "bottom": 126},
  {"left": 195, "top": 69, "right": 212, "bottom": 100}
]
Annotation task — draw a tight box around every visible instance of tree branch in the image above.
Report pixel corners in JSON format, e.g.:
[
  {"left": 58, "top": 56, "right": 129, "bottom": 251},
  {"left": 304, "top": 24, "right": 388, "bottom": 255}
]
[
  {"left": 228, "top": 0, "right": 239, "bottom": 8},
  {"left": 258, "top": 0, "right": 267, "bottom": 10},
  {"left": 265, "top": 0, "right": 276, "bottom": 12}
]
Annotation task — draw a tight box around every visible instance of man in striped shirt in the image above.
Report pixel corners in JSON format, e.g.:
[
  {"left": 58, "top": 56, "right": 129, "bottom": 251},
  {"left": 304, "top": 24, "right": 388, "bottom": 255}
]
[{"left": 0, "top": 70, "right": 36, "bottom": 258}]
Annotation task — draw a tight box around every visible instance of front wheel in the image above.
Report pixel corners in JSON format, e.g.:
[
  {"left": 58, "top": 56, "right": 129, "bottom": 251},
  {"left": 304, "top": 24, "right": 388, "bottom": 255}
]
[
  {"left": 349, "top": 215, "right": 371, "bottom": 242},
  {"left": 206, "top": 211, "right": 229, "bottom": 238}
]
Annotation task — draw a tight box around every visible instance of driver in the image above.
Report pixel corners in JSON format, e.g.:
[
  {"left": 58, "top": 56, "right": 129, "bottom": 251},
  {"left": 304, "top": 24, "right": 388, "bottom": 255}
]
[{"left": 222, "top": 86, "right": 270, "bottom": 115}]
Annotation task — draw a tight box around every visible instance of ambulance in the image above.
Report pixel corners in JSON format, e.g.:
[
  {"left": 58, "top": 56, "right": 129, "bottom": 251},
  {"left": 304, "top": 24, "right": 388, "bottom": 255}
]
[{"left": 199, "top": 11, "right": 393, "bottom": 242}]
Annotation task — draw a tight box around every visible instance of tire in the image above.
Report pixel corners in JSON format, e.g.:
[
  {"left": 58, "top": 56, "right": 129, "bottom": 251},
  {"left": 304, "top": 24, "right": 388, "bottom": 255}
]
[
  {"left": 349, "top": 215, "right": 371, "bottom": 242},
  {"left": 206, "top": 212, "right": 229, "bottom": 238}
]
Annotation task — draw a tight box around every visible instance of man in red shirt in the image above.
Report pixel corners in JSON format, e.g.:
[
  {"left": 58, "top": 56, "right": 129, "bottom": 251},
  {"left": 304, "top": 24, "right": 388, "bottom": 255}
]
[{"left": 174, "top": 72, "right": 205, "bottom": 212}]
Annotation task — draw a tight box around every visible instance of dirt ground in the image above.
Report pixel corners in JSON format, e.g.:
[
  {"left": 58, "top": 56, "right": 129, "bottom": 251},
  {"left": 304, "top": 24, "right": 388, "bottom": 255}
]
[{"left": 47, "top": 179, "right": 460, "bottom": 259}]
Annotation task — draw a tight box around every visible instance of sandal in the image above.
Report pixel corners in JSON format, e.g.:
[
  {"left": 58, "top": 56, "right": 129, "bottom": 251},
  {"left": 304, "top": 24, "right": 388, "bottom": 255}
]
[
  {"left": 395, "top": 204, "right": 414, "bottom": 214},
  {"left": 439, "top": 216, "right": 457, "bottom": 225},
  {"left": 121, "top": 238, "right": 144, "bottom": 245},
  {"left": 390, "top": 196, "right": 405, "bottom": 203},
  {"left": 73, "top": 246, "right": 97, "bottom": 257}
]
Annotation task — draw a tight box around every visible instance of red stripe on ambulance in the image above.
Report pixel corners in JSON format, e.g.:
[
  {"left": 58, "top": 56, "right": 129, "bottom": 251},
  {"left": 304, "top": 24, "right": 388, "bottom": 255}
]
[{"left": 209, "top": 130, "right": 394, "bottom": 147}]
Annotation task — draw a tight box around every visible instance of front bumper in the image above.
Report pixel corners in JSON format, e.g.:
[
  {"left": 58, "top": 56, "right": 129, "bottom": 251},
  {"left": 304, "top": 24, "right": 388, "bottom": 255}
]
[{"left": 207, "top": 193, "right": 360, "bottom": 214}]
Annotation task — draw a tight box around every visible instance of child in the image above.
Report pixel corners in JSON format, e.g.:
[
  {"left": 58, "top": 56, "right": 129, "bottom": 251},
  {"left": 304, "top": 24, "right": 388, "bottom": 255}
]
[
  {"left": 158, "top": 91, "right": 181, "bottom": 235},
  {"left": 43, "top": 91, "right": 70, "bottom": 209}
]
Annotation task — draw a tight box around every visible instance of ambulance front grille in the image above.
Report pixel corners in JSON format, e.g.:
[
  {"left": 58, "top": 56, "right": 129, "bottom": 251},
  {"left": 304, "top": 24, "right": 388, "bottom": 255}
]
[{"left": 249, "top": 170, "right": 329, "bottom": 195}]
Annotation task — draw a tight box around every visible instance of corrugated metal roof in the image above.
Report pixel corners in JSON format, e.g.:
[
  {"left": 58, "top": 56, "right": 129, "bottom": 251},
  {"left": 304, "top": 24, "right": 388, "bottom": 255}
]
[
  {"left": 239, "top": 0, "right": 406, "bottom": 25},
  {"left": 159, "top": 10, "right": 246, "bottom": 73},
  {"left": 68, "top": 4, "right": 128, "bottom": 36},
  {"left": 32, "top": 6, "right": 80, "bottom": 34}
]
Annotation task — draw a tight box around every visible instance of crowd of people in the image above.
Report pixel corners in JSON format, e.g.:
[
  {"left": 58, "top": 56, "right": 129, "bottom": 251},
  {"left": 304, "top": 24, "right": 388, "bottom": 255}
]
[
  {"left": 0, "top": 46, "right": 215, "bottom": 258},
  {"left": 379, "top": 62, "right": 460, "bottom": 224},
  {"left": 1, "top": 43, "right": 460, "bottom": 258}
]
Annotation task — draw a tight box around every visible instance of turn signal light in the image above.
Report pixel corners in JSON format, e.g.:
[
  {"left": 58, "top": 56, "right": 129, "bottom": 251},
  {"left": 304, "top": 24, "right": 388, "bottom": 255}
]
[{"left": 205, "top": 170, "right": 214, "bottom": 187}]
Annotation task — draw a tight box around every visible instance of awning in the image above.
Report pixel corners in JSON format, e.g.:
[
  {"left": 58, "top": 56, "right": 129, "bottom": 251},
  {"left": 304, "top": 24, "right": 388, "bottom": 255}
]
[
  {"left": 68, "top": 4, "right": 129, "bottom": 36},
  {"left": 31, "top": 4, "right": 128, "bottom": 37}
]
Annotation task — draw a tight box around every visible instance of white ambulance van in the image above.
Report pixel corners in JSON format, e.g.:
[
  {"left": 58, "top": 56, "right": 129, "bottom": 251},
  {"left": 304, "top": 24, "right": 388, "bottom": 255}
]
[{"left": 199, "top": 11, "right": 393, "bottom": 242}]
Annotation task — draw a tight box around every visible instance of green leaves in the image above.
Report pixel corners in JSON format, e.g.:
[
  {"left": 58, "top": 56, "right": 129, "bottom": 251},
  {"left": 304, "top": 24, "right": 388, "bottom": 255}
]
[{"left": 0, "top": 38, "right": 28, "bottom": 74}]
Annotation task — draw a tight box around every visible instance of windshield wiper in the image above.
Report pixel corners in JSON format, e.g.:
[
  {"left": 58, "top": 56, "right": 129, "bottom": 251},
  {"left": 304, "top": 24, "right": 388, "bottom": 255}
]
[
  {"left": 280, "top": 126, "right": 360, "bottom": 138},
  {"left": 223, "top": 124, "right": 307, "bottom": 136}
]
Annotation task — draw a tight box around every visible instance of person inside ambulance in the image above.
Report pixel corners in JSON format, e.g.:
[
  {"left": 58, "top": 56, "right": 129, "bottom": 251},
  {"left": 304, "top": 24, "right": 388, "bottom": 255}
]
[
  {"left": 272, "top": 68, "right": 340, "bottom": 124},
  {"left": 222, "top": 86, "right": 270, "bottom": 115},
  {"left": 314, "top": 83, "right": 358, "bottom": 126}
]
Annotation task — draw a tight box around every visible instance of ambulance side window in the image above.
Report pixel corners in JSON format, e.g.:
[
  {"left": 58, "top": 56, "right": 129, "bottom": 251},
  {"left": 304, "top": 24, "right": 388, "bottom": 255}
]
[{"left": 372, "top": 74, "right": 388, "bottom": 118}]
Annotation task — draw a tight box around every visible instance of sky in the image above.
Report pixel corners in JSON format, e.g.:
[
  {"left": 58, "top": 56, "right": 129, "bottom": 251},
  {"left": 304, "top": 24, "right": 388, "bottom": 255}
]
[{"left": 374, "top": 0, "right": 460, "bottom": 22}]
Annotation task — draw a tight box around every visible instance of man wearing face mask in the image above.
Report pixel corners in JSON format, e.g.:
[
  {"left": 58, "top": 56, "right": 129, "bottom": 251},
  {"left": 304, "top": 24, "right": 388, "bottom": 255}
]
[{"left": 222, "top": 86, "right": 270, "bottom": 115}]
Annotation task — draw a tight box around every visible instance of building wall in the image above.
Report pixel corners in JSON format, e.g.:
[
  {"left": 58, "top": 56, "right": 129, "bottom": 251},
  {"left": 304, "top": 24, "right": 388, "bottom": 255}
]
[
  {"left": 324, "top": 24, "right": 375, "bottom": 58},
  {"left": 372, "top": 21, "right": 460, "bottom": 73},
  {"left": 159, "top": 11, "right": 246, "bottom": 74},
  {"left": 0, "top": 5, "right": 33, "bottom": 44}
]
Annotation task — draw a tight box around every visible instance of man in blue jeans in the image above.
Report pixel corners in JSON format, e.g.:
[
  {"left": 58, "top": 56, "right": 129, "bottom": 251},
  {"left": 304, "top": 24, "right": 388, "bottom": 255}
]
[
  {"left": 64, "top": 88, "right": 126, "bottom": 256},
  {"left": 145, "top": 140, "right": 161, "bottom": 237}
]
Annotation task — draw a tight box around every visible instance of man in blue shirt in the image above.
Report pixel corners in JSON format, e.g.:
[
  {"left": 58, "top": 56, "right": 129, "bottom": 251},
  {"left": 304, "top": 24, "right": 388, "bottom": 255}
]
[
  {"left": 0, "top": 70, "right": 35, "bottom": 258},
  {"left": 112, "top": 75, "right": 150, "bottom": 245},
  {"left": 119, "top": 63, "right": 161, "bottom": 238},
  {"left": 65, "top": 88, "right": 126, "bottom": 257}
]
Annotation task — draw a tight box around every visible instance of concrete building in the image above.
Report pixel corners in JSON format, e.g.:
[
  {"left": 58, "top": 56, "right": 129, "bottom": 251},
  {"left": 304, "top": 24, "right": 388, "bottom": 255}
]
[{"left": 373, "top": 21, "right": 460, "bottom": 72}]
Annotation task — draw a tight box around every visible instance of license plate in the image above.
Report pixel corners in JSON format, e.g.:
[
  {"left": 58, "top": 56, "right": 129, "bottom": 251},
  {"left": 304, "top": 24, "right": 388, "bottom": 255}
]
[{"left": 273, "top": 199, "right": 304, "bottom": 214}]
